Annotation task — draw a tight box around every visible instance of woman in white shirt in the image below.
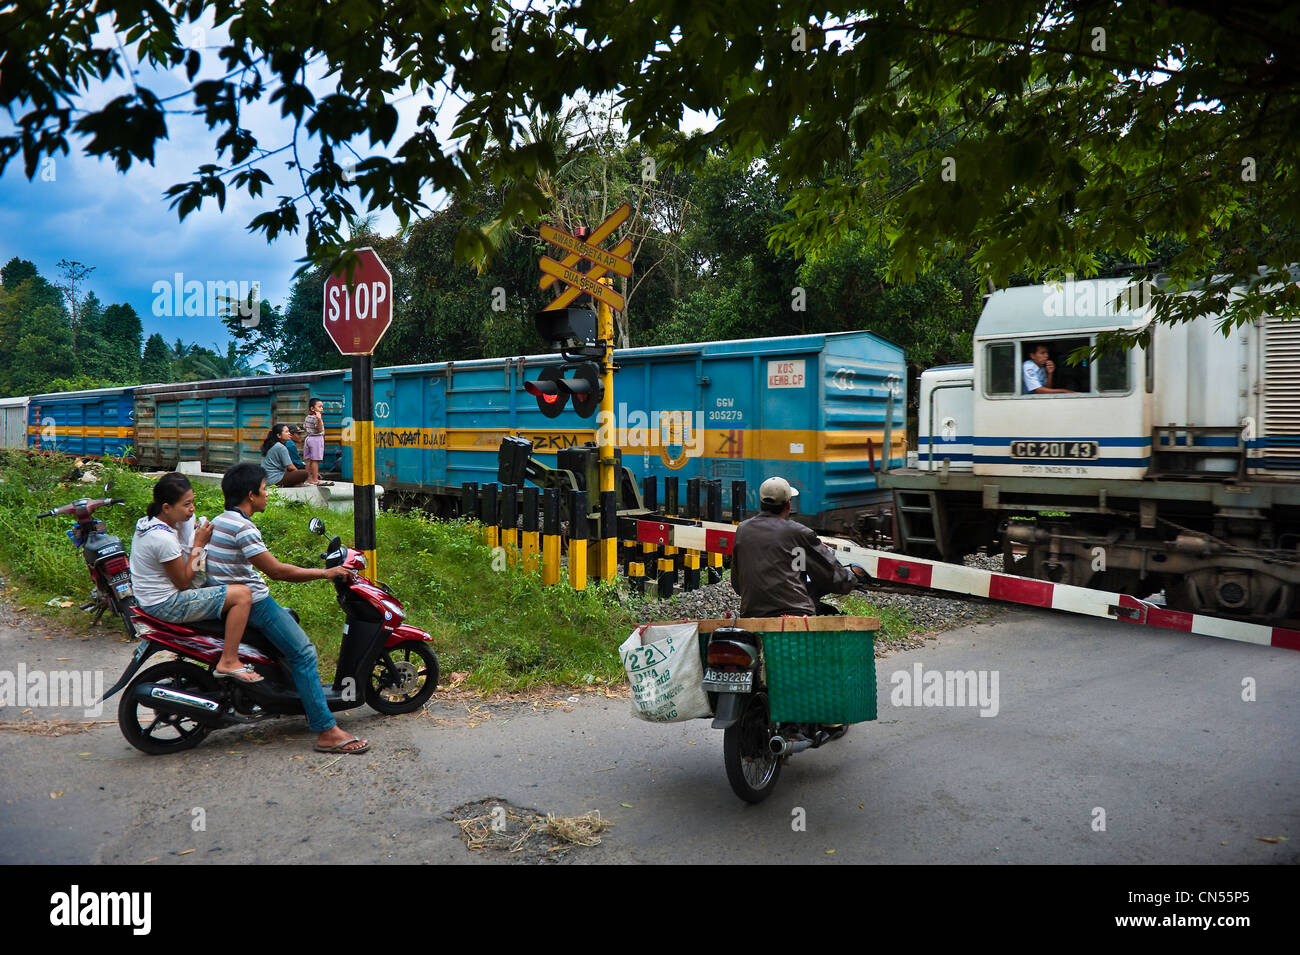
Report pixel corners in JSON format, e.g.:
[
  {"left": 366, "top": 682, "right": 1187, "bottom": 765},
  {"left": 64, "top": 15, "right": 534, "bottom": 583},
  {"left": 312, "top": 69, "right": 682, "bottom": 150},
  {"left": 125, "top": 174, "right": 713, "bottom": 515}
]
[
  {"left": 129, "top": 473, "right": 261, "bottom": 683},
  {"left": 260, "top": 424, "right": 310, "bottom": 488}
]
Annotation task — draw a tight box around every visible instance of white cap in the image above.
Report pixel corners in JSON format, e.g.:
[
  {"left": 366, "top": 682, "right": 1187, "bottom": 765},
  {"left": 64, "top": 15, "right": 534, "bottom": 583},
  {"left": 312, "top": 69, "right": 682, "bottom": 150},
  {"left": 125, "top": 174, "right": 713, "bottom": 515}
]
[{"left": 759, "top": 476, "right": 799, "bottom": 504}]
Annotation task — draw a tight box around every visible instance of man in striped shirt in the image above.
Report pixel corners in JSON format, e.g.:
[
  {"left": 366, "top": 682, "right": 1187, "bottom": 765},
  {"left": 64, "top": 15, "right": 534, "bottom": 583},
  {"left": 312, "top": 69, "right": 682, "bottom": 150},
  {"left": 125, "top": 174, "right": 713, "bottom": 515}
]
[{"left": 206, "top": 463, "right": 369, "bottom": 754}]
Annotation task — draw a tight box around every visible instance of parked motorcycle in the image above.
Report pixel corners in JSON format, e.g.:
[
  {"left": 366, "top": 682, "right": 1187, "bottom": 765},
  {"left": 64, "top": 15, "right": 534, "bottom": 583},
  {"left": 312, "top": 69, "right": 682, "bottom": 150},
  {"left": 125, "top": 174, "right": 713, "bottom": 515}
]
[
  {"left": 102, "top": 517, "right": 439, "bottom": 754},
  {"left": 36, "top": 484, "right": 135, "bottom": 633},
  {"left": 703, "top": 613, "right": 873, "bottom": 804}
]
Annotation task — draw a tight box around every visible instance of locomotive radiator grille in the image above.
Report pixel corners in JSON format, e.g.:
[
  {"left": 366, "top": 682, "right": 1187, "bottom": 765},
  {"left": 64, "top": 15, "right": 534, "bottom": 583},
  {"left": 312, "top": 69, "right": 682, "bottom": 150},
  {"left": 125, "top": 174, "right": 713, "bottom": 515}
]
[{"left": 1263, "top": 317, "right": 1300, "bottom": 472}]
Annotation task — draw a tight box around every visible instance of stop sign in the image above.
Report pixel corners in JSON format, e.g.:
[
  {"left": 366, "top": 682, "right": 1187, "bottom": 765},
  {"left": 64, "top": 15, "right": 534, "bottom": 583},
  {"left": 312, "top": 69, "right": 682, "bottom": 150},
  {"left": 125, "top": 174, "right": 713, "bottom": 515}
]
[{"left": 322, "top": 247, "right": 393, "bottom": 355}]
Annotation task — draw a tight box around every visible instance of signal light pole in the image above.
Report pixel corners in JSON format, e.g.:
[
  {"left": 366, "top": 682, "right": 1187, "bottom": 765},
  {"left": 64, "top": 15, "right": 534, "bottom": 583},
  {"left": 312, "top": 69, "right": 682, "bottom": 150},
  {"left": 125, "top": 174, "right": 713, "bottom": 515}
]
[
  {"left": 595, "top": 287, "right": 617, "bottom": 582},
  {"left": 535, "top": 207, "right": 632, "bottom": 586}
]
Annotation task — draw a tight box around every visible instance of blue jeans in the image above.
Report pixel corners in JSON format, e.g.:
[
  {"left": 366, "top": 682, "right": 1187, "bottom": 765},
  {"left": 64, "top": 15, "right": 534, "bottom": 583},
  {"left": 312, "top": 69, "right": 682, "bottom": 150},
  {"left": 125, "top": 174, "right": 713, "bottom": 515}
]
[{"left": 249, "top": 595, "right": 336, "bottom": 733}]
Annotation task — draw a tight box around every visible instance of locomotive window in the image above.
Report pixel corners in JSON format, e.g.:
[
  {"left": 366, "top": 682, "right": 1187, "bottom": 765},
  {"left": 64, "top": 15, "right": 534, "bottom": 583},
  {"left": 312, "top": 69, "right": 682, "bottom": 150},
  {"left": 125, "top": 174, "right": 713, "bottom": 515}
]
[
  {"left": 1021, "top": 338, "right": 1091, "bottom": 394},
  {"left": 985, "top": 343, "right": 1017, "bottom": 395},
  {"left": 1096, "top": 348, "right": 1131, "bottom": 392},
  {"left": 1144, "top": 343, "right": 1154, "bottom": 393}
]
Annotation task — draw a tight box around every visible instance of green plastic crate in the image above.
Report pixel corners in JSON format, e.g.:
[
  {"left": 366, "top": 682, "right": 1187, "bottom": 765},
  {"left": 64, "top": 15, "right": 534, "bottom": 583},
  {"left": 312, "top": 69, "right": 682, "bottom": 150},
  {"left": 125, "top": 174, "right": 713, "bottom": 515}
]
[{"left": 763, "top": 629, "right": 877, "bottom": 724}]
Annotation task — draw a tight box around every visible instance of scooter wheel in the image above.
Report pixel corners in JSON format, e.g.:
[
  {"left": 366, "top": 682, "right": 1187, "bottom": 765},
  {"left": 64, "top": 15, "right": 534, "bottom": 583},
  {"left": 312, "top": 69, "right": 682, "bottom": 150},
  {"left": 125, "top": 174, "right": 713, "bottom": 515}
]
[
  {"left": 367, "top": 640, "right": 439, "bottom": 715},
  {"left": 119, "top": 661, "right": 216, "bottom": 755},
  {"left": 723, "top": 691, "right": 782, "bottom": 803}
]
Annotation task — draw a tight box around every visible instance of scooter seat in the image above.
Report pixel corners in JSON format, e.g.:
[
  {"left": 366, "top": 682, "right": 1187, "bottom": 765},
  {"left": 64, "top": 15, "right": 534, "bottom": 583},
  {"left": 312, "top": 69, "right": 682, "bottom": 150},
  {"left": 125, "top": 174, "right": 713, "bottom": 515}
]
[{"left": 132, "top": 610, "right": 280, "bottom": 656}]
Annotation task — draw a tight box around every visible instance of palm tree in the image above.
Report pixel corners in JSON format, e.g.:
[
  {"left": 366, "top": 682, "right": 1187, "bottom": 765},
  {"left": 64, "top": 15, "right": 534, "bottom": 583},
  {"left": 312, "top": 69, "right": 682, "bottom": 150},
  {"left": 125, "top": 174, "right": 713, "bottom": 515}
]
[{"left": 175, "top": 342, "right": 263, "bottom": 381}]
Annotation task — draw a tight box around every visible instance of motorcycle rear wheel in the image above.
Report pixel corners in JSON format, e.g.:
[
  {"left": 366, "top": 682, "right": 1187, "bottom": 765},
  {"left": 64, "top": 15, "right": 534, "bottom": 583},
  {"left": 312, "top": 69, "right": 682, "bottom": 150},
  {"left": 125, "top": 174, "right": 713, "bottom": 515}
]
[
  {"left": 118, "top": 661, "right": 217, "bottom": 755},
  {"left": 723, "top": 691, "right": 782, "bottom": 803}
]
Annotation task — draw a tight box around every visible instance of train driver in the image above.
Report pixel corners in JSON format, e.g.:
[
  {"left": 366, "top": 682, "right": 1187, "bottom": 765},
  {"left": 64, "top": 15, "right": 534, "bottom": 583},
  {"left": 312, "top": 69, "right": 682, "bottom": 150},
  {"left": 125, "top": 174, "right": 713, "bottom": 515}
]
[{"left": 1022, "top": 343, "right": 1075, "bottom": 394}]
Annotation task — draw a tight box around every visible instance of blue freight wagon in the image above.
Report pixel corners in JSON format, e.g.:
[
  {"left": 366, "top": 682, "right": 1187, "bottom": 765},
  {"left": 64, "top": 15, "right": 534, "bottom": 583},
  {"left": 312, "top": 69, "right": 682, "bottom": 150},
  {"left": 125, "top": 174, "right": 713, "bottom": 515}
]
[
  {"left": 342, "top": 332, "right": 906, "bottom": 533},
  {"left": 133, "top": 371, "right": 348, "bottom": 472},
  {"left": 27, "top": 386, "right": 137, "bottom": 458}
]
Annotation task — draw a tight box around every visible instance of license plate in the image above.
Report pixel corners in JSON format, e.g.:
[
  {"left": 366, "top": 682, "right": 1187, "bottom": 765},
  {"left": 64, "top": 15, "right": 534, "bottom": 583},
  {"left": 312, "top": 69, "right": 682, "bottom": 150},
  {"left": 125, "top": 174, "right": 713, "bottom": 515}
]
[
  {"left": 1009, "top": 440, "right": 1099, "bottom": 460},
  {"left": 703, "top": 668, "right": 753, "bottom": 693}
]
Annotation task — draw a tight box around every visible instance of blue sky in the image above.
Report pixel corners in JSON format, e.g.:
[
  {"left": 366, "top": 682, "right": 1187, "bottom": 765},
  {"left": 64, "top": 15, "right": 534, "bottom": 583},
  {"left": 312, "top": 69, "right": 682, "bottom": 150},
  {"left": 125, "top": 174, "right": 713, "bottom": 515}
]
[
  {"left": 0, "top": 11, "right": 439, "bottom": 356},
  {"left": 0, "top": 9, "right": 715, "bottom": 361}
]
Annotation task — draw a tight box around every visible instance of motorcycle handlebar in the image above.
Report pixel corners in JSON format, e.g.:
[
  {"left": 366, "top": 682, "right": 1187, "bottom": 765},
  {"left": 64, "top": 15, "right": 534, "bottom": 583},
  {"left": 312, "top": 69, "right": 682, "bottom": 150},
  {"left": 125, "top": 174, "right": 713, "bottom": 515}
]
[{"left": 36, "top": 498, "right": 124, "bottom": 520}]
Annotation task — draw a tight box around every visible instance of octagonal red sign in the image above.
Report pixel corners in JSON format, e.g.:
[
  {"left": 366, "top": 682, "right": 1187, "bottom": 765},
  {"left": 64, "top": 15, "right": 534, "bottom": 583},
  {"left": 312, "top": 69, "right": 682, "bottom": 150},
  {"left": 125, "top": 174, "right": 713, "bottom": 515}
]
[{"left": 322, "top": 247, "right": 393, "bottom": 355}]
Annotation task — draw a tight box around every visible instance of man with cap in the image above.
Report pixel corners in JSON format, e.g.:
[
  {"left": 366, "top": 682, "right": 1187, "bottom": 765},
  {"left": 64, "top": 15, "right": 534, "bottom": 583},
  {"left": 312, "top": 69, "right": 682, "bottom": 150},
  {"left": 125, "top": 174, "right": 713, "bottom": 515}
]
[{"left": 730, "top": 476, "right": 866, "bottom": 618}]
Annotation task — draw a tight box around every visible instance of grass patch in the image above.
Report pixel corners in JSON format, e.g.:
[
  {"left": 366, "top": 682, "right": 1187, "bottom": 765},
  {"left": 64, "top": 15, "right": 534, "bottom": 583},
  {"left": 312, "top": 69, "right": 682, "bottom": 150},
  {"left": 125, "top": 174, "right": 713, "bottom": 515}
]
[
  {"left": 0, "top": 451, "right": 636, "bottom": 692},
  {"left": 839, "top": 593, "right": 922, "bottom": 642}
]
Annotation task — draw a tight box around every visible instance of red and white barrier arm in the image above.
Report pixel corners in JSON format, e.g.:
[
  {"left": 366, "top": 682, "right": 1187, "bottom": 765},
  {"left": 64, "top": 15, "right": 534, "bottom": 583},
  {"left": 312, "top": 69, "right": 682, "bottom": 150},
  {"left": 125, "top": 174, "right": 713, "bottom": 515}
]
[
  {"left": 820, "top": 536, "right": 1300, "bottom": 653},
  {"left": 625, "top": 516, "right": 1300, "bottom": 652}
]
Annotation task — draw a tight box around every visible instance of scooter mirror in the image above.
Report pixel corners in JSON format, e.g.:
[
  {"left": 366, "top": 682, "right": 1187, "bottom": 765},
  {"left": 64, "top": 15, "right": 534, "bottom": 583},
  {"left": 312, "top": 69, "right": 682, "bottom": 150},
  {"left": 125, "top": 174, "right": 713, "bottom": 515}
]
[
  {"left": 104, "top": 481, "right": 114, "bottom": 496},
  {"left": 308, "top": 518, "right": 326, "bottom": 536}
]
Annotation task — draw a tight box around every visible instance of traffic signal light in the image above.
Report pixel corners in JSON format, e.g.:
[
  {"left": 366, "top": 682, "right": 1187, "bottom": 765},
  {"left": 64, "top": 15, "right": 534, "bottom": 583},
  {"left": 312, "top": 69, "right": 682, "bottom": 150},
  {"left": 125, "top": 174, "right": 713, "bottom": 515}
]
[{"left": 524, "top": 362, "right": 603, "bottom": 418}]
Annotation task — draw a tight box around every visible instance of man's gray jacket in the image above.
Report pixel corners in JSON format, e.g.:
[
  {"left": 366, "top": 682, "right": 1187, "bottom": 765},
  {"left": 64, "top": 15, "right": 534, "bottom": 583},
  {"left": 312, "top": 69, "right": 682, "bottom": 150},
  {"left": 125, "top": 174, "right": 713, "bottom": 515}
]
[{"left": 730, "top": 511, "right": 856, "bottom": 617}]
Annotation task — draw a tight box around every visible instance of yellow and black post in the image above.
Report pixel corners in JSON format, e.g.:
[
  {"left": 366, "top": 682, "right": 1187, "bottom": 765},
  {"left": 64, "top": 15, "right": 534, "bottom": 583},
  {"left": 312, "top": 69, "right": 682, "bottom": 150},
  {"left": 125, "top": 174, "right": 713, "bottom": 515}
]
[
  {"left": 568, "top": 488, "right": 588, "bottom": 590},
  {"left": 481, "top": 482, "right": 499, "bottom": 550},
  {"left": 542, "top": 487, "right": 560, "bottom": 586},
  {"left": 521, "top": 486, "right": 540, "bottom": 573},
  {"left": 599, "top": 489, "right": 617, "bottom": 583},
  {"left": 683, "top": 477, "right": 701, "bottom": 591},
  {"left": 640, "top": 475, "right": 658, "bottom": 595},
  {"left": 501, "top": 484, "right": 519, "bottom": 565},
  {"left": 662, "top": 476, "right": 679, "bottom": 583},
  {"left": 707, "top": 479, "right": 724, "bottom": 584},
  {"left": 352, "top": 354, "right": 378, "bottom": 579}
]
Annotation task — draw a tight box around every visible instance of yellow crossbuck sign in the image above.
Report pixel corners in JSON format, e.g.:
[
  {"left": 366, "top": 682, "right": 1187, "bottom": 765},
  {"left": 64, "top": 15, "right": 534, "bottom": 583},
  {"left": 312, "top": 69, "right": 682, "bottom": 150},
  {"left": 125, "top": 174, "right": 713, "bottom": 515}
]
[{"left": 539, "top": 202, "right": 632, "bottom": 312}]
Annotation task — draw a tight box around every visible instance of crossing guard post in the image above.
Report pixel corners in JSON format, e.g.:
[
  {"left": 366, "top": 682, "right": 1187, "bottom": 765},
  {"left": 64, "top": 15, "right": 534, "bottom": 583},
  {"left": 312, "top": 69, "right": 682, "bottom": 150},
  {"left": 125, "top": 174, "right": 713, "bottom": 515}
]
[{"left": 322, "top": 247, "right": 392, "bottom": 583}]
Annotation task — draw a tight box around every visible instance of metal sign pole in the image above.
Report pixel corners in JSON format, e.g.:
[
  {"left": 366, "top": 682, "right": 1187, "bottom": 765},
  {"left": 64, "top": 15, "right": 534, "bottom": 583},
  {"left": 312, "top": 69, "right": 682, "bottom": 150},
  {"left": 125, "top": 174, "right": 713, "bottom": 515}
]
[{"left": 352, "top": 354, "right": 377, "bottom": 580}]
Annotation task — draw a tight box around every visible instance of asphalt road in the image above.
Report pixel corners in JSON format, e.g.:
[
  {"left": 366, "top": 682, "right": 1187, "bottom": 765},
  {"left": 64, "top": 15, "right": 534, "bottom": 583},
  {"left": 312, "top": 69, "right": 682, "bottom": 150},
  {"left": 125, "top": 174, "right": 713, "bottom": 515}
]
[{"left": 1, "top": 601, "right": 1297, "bottom": 865}]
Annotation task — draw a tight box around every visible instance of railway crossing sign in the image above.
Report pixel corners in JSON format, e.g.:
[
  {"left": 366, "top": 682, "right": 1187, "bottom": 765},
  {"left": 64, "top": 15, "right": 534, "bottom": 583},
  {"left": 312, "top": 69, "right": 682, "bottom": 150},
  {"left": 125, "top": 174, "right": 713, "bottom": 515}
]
[
  {"left": 323, "top": 247, "right": 393, "bottom": 355},
  {"left": 539, "top": 203, "right": 631, "bottom": 312}
]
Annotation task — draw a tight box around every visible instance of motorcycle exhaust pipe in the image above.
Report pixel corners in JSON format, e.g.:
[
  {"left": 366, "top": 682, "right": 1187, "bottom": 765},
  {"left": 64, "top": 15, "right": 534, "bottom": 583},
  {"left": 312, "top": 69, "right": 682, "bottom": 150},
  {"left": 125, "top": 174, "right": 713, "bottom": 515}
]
[
  {"left": 769, "top": 735, "right": 814, "bottom": 757},
  {"left": 133, "top": 683, "right": 223, "bottom": 719}
]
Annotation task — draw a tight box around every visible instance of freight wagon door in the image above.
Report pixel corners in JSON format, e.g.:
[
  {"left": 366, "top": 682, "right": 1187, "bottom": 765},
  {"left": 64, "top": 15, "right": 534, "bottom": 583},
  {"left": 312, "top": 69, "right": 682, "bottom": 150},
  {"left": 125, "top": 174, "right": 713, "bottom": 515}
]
[
  {"left": 205, "top": 396, "right": 239, "bottom": 471},
  {"left": 133, "top": 395, "right": 159, "bottom": 467},
  {"left": 382, "top": 371, "right": 447, "bottom": 491},
  {"left": 1, "top": 402, "right": 25, "bottom": 448}
]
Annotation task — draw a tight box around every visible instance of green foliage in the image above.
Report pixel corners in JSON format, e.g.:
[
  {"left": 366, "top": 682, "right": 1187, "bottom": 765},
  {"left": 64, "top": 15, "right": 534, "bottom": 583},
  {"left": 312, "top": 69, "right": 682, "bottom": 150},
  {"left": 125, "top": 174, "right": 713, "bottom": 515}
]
[
  {"left": 0, "top": 258, "right": 147, "bottom": 394},
  {"left": 839, "top": 593, "right": 921, "bottom": 643},
  {"left": 0, "top": 452, "right": 634, "bottom": 691},
  {"left": 2, "top": 1, "right": 1294, "bottom": 338},
  {"left": 140, "top": 333, "right": 173, "bottom": 384}
]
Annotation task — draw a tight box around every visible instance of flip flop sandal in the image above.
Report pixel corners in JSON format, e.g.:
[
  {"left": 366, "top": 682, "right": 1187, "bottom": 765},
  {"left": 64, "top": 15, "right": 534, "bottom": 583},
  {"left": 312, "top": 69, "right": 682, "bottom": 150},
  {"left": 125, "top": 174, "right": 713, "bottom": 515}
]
[
  {"left": 214, "top": 665, "right": 264, "bottom": 684},
  {"left": 315, "top": 736, "right": 369, "bottom": 754}
]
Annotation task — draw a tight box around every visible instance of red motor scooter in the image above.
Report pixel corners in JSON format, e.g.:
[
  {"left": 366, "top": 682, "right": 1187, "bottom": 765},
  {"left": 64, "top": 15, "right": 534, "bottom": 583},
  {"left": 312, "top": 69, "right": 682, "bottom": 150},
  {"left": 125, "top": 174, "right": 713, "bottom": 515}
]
[{"left": 101, "top": 518, "right": 438, "bottom": 754}]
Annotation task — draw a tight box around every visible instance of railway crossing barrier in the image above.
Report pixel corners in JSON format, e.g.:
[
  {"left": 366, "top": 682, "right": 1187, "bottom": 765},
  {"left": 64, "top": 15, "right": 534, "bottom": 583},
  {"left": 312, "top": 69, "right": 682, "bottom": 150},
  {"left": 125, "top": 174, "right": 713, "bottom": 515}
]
[{"left": 458, "top": 475, "right": 1300, "bottom": 652}]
